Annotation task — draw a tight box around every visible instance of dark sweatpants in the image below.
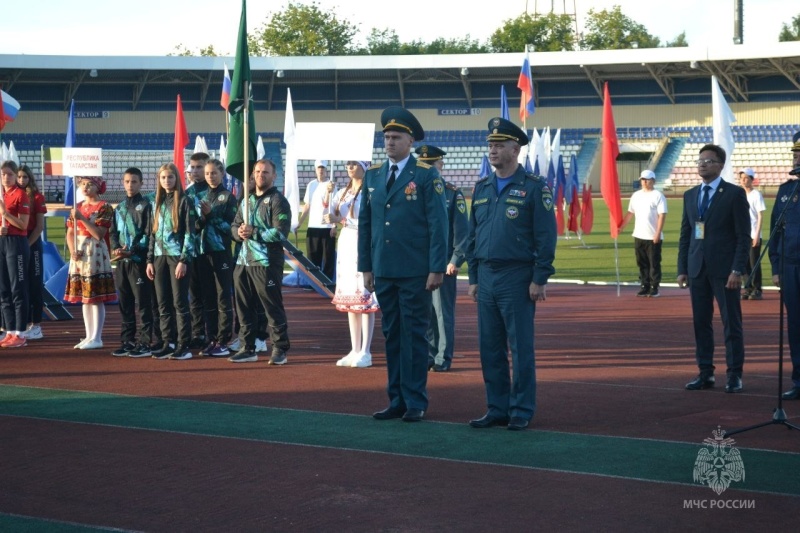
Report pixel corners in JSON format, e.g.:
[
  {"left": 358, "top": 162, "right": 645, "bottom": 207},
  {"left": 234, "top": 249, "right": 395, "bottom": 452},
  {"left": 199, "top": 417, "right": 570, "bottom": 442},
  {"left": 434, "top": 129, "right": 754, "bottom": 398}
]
[{"left": 0, "top": 235, "right": 29, "bottom": 332}]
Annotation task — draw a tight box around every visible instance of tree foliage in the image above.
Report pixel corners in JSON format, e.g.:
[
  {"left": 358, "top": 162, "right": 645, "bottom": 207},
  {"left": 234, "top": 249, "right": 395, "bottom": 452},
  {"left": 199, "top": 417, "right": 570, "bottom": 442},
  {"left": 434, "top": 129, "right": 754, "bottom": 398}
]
[
  {"left": 169, "top": 44, "right": 220, "bottom": 57},
  {"left": 779, "top": 13, "right": 800, "bottom": 41},
  {"left": 490, "top": 12, "right": 576, "bottom": 53},
  {"left": 360, "top": 29, "right": 488, "bottom": 55},
  {"left": 248, "top": 1, "right": 358, "bottom": 56},
  {"left": 665, "top": 31, "right": 689, "bottom": 48},
  {"left": 581, "top": 6, "right": 660, "bottom": 50},
  {"left": 170, "top": 3, "right": 687, "bottom": 56}
]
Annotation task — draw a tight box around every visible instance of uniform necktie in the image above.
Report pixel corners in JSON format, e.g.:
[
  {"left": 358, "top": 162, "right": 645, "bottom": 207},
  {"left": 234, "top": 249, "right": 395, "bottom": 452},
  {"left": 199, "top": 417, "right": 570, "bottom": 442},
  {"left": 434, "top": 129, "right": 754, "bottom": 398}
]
[
  {"left": 386, "top": 164, "right": 398, "bottom": 192},
  {"left": 699, "top": 184, "right": 711, "bottom": 219}
]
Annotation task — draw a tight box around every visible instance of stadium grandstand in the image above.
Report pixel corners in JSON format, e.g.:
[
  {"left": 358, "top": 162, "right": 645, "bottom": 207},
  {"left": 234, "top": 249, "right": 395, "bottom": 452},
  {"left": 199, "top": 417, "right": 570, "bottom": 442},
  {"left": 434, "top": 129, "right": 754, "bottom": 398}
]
[{"left": 1, "top": 42, "right": 799, "bottom": 203}]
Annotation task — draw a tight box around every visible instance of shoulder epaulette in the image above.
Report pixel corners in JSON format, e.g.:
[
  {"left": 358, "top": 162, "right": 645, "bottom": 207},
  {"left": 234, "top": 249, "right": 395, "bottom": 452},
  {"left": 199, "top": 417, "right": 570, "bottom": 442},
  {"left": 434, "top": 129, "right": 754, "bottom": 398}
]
[
  {"left": 526, "top": 172, "right": 541, "bottom": 181},
  {"left": 368, "top": 163, "right": 382, "bottom": 170},
  {"left": 475, "top": 176, "right": 489, "bottom": 185},
  {"left": 416, "top": 161, "right": 432, "bottom": 169},
  {"left": 445, "top": 182, "right": 458, "bottom": 191}
]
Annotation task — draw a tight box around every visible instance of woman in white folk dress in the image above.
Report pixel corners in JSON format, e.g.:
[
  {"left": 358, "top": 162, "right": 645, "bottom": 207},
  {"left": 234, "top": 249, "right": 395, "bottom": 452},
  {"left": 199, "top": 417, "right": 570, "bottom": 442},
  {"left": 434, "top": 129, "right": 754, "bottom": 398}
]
[{"left": 326, "top": 161, "right": 379, "bottom": 368}]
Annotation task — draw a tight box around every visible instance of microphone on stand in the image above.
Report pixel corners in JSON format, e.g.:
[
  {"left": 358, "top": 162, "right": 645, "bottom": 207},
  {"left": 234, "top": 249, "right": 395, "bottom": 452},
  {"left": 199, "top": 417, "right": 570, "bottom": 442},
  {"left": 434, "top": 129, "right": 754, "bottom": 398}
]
[{"left": 789, "top": 167, "right": 800, "bottom": 176}]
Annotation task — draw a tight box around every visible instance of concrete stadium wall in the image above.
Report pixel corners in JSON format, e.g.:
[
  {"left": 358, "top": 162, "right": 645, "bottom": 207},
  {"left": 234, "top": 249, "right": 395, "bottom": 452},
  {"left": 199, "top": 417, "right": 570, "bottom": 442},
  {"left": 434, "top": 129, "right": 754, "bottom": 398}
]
[{"left": 7, "top": 102, "right": 800, "bottom": 135}]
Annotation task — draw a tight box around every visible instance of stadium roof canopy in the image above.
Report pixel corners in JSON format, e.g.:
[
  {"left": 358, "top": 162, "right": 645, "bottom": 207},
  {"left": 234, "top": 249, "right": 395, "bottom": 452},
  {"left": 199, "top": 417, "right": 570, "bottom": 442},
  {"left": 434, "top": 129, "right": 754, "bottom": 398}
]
[{"left": 1, "top": 42, "right": 799, "bottom": 113}]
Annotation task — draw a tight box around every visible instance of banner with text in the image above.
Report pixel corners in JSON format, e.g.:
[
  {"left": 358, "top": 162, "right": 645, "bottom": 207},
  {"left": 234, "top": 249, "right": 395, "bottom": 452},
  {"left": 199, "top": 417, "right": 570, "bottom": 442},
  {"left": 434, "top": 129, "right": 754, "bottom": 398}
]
[{"left": 44, "top": 147, "right": 103, "bottom": 176}]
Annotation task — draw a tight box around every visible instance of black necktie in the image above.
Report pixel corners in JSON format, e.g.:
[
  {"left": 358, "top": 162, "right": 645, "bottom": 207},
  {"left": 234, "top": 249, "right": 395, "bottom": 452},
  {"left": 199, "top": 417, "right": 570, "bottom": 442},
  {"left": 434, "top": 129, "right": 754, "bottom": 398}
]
[
  {"left": 699, "top": 184, "right": 711, "bottom": 219},
  {"left": 386, "top": 164, "right": 398, "bottom": 192}
]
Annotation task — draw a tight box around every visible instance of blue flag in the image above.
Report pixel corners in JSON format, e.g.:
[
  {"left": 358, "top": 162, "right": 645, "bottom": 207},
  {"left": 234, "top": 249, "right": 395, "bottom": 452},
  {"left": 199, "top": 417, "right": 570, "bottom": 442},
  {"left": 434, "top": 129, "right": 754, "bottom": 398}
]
[
  {"left": 64, "top": 100, "right": 76, "bottom": 206},
  {"left": 500, "top": 85, "right": 509, "bottom": 120},
  {"left": 568, "top": 154, "right": 579, "bottom": 198},
  {"left": 479, "top": 154, "right": 492, "bottom": 179},
  {"left": 548, "top": 158, "right": 558, "bottom": 194},
  {"left": 524, "top": 154, "right": 533, "bottom": 173}
]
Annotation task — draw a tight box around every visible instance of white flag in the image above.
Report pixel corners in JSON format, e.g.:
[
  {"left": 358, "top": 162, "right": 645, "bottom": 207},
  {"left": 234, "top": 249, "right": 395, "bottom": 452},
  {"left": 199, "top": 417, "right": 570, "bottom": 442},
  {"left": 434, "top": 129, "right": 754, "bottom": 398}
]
[
  {"left": 283, "top": 89, "right": 300, "bottom": 231},
  {"left": 8, "top": 141, "right": 19, "bottom": 165},
  {"left": 257, "top": 135, "right": 266, "bottom": 160},
  {"left": 712, "top": 76, "right": 737, "bottom": 183},
  {"left": 527, "top": 128, "right": 540, "bottom": 172}
]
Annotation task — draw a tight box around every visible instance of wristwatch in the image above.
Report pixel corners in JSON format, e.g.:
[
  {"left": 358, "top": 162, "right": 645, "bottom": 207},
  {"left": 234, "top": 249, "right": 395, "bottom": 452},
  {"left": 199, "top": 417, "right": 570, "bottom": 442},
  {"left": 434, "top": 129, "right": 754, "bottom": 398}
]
[{"left": 731, "top": 270, "right": 742, "bottom": 276}]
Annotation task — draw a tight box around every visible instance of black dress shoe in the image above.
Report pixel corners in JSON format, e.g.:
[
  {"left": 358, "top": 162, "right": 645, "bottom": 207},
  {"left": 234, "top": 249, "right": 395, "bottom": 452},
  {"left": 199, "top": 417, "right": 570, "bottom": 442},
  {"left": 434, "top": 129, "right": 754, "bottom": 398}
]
[
  {"left": 725, "top": 376, "right": 743, "bottom": 393},
  {"left": 507, "top": 417, "right": 530, "bottom": 431},
  {"left": 685, "top": 374, "right": 715, "bottom": 390},
  {"left": 433, "top": 363, "right": 451, "bottom": 372},
  {"left": 372, "top": 406, "right": 405, "bottom": 420},
  {"left": 469, "top": 413, "right": 510, "bottom": 428},
  {"left": 402, "top": 408, "right": 425, "bottom": 422},
  {"left": 782, "top": 386, "right": 800, "bottom": 400}
]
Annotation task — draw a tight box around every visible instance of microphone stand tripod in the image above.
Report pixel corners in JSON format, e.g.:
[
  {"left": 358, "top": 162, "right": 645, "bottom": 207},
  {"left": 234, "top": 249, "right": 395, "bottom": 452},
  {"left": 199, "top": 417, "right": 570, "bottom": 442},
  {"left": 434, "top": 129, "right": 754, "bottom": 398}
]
[{"left": 726, "top": 177, "right": 800, "bottom": 437}]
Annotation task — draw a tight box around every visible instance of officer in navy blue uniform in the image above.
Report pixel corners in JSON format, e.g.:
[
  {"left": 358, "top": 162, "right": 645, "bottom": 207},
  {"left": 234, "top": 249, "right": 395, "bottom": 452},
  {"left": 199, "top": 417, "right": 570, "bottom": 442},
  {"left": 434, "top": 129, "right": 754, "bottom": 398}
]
[
  {"left": 770, "top": 131, "right": 800, "bottom": 400},
  {"left": 466, "top": 117, "right": 556, "bottom": 431},
  {"left": 415, "top": 145, "right": 469, "bottom": 372},
  {"left": 358, "top": 107, "right": 449, "bottom": 423}
]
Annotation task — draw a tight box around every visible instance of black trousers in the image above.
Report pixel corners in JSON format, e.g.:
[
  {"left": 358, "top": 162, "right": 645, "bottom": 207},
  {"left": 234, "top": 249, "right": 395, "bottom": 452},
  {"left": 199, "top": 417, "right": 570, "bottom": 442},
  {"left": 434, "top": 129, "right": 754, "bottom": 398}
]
[
  {"left": 115, "top": 259, "right": 153, "bottom": 345},
  {"left": 27, "top": 238, "right": 43, "bottom": 325},
  {"left": 306, "top": 227, "right": 335, "bottom": 282},
  {"left": 233, "top": 260, "right": 289, "bottom": 351},
  {"left": 188, "top": 254, "right": 216, "bottom": 340},
  {"left": 205, "top": 250, "right": 234, "bottom": 344},
  {"left": 152, "top": 256, "right": 191, "bottom": 346},
  {"left": 745, "top": 239, "right": 762, "bottom": 291},
  {"left": 634, "top": 238, "right": 662, "bottom": 289},
  {"left": 0, "top": 235, "right": 29, "bottom": 332}
]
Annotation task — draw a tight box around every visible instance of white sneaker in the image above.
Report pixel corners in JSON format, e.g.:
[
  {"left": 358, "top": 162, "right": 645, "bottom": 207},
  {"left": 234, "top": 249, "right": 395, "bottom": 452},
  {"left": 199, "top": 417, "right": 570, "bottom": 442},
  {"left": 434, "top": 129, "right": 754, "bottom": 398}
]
[
  {"left": 255, "top": 338, "right": 268, "bottom": 353},
  {"left": 74, "top": 338, "right": 88, "bottom": 349},
  {"left": 26, "top": 325, "right": 44, "bottom": 340},
  {"left": 336, "top": 351, "right": 358, "bottom": 367},
  {"left": 350, "top": 352, "right": 372, "bottom": 368},
  {"left": 227, "top": 337, "right": 241, "bottom": 352},
  {"left": 80, "top": 339, "right": 104, "bottom": 350}
]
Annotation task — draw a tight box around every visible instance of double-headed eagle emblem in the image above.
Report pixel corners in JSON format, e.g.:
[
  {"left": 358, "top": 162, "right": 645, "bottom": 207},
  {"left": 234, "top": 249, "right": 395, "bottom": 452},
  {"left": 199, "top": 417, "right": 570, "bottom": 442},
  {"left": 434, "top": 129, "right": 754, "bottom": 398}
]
[{"left": 693, "top": 426, "right": 745, "bottom": 495}]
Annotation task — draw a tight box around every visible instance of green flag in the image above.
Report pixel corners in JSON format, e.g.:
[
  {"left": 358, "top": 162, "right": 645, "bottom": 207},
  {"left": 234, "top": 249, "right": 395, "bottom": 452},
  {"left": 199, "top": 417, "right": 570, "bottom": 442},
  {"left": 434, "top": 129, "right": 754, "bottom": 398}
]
[{"left": 226, "top": 0, "right": 256, "bottom": 181}]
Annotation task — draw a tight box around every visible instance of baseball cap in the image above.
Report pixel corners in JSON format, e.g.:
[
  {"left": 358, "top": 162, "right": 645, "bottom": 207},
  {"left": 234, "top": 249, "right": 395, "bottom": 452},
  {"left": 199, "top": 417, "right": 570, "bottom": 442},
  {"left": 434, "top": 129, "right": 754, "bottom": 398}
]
[
  {"left": 639, "top": 170, "right": 656, "bottom": 180},
  {"left": 314, "top": 160, "right": 329, "bottom": 168},
  {"left": 739, "top": 167, "right": 755, "bottom": 178}
]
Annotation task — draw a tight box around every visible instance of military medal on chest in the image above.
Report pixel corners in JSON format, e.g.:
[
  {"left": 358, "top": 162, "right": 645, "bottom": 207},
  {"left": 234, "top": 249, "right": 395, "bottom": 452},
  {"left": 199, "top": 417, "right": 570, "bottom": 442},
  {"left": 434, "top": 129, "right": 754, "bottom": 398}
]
[{"left": 405, "top": 182, "right": 417, "bottom": 201}]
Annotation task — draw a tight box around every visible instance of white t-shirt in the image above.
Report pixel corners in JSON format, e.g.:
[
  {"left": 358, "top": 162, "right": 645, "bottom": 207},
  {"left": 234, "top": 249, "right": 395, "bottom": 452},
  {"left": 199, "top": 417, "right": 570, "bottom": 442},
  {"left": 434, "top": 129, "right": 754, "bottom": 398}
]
[
  {"left": 627, "top": 189, "right": 668, "bottom": 240},
  {"left": 303, "top": 179, "right": 337, "bottom": 228},
  {"left": 745, "top": 188, "right": 766, "bottom": 240}
]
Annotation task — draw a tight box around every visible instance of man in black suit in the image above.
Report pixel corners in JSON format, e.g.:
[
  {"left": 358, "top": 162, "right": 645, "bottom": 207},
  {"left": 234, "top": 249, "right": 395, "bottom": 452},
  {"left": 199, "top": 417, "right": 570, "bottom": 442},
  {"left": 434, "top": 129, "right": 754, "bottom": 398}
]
[{"left": 678, "top": 144, "right": 751, "bottom": 393}]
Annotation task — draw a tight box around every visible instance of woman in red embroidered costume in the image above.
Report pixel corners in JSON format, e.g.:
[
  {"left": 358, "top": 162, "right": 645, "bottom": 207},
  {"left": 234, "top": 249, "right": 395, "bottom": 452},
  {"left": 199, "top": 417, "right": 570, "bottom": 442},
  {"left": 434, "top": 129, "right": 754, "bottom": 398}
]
[
  {"left": 325, "top": 161, "right": 379, "bottom": 368},
  {"left": 65, "top": 176, "right": 116, "bottom": 350}
]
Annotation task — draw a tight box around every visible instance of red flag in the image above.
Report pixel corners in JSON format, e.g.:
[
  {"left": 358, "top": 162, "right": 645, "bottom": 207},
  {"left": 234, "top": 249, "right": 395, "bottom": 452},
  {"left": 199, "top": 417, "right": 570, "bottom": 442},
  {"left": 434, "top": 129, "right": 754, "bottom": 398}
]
[
  {"left": 568, "top": 188, "right": 580, "bottom": 233},
  {"left": 173, "top": 95, "right": 189, "bottom": 189},
  {"left": 600, "top": 82, "right": 622, "bottom": 238},
  {"left": 555, "top": 183, "right": 565, "bottom": 235},
  {"left": 581, "top": 184, "right": 594, "bottom": 235}
]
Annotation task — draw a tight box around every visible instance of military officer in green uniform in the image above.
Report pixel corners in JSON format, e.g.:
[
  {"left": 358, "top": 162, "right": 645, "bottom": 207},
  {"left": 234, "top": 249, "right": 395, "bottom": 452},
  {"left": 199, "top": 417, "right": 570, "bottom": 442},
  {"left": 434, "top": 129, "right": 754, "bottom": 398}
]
[
  {"left": 415, "top": 145, "right": 468, "bottom": 372},
  {"left": 466, "top": 117, "right": 557, "bottom": 431},
  {"left": 358, "top": 107, "right": 449, "bottom": 423}
]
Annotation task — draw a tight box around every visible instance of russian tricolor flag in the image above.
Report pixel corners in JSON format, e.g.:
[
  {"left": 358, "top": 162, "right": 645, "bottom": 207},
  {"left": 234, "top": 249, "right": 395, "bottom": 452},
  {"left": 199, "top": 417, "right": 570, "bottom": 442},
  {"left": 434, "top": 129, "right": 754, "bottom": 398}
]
[
  {"left": 517, "top": 53, "right": 535, "bottom": 121},
  {"left": 1, "top": 89, "right": 20, "bottom": 124},
  {"left": 220, "top": 64, "right": 232, "bottom": 111}
]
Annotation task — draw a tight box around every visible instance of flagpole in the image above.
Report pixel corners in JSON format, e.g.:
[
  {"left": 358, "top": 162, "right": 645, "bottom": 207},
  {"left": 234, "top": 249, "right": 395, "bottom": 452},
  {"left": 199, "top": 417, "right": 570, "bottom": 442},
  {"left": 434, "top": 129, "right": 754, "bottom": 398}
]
[
  {"left": 613, "top": 238, "right": 621, "bottom": 297},
  {"left": 72, "top": 176, "right": 78, "bottom": 254},
  {"left": 242, "top": 81, "right": 250, "bottom": 224}
]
